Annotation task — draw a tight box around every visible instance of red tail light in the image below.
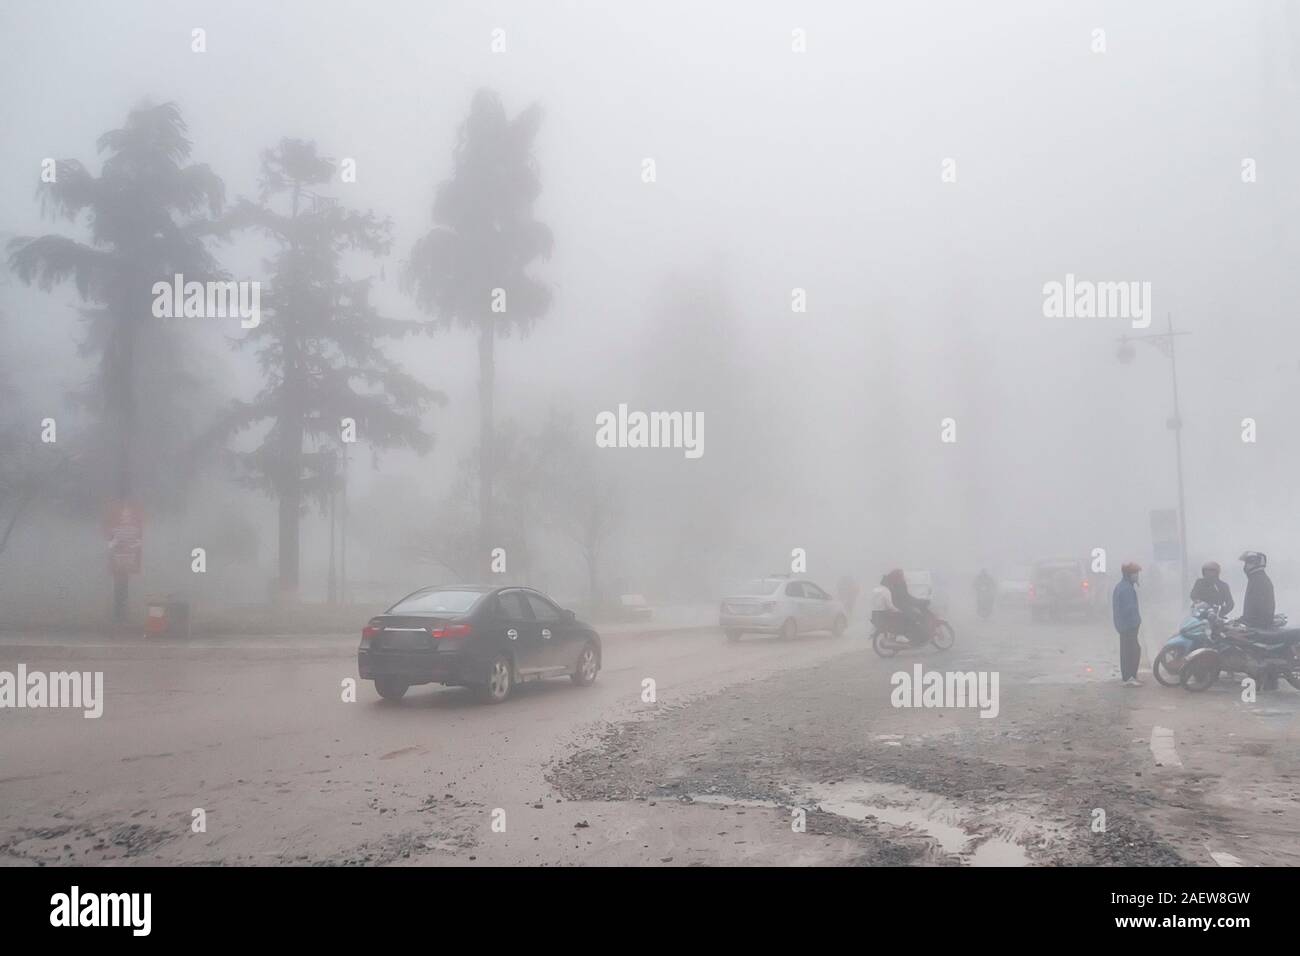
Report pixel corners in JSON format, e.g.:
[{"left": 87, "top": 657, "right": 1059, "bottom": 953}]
[
  {"left": 1028, "top": 584, "right": 1036, "bottom": 598},
  {"left": 430, "top": 623, "right": 472, "bottom": 639},
  {"left": 361, "top": 624, "right": 381, "bottom": 642},
  {"left": 1081, "top": 580, "right": 1090, "bottom": 590}
]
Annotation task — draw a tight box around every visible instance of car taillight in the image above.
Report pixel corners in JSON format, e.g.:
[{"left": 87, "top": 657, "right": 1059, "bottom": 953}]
[
  {"left": 1081, "top": 580, "right": 1090, "bottom": 590},
  {"left": 361, "top": 624, "right": 381, "bottom": 642},
  {"left": 1028, "top": 584, "right": 1036, "bottom": 598},
  {"left": 430, "top": 623, "right": 472, "bottom": 639}
]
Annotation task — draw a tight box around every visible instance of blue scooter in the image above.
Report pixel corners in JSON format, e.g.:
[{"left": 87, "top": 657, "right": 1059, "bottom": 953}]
[{"left": 1152, "top": 602, "right": 1220, "bottom": 687}]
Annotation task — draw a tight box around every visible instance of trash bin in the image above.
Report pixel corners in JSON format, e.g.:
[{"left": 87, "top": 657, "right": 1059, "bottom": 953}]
[{"left": 145, "top": 596, "right": 191, "bottom": 639}]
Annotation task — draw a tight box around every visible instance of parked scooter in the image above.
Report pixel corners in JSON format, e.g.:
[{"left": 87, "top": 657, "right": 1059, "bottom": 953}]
[
  {"left": 1181, "top": 612, "right": 1300, "bottom": 692},
  {"left": 1152, "top": 602, "right": 1218, "bottom": 687},
  {"left": 871, "top": 601, "right": 956, "bottom": 657}
]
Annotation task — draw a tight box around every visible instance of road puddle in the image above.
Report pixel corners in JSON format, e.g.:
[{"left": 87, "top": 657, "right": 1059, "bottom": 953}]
[{"left": 802, "top": 780, "right": 1063, "bottom": 866}]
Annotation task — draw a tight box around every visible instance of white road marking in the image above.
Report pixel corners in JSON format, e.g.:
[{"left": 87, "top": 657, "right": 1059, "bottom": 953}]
[{"left": 1149, "top": 726, "right": 1183, "bottom": 767}]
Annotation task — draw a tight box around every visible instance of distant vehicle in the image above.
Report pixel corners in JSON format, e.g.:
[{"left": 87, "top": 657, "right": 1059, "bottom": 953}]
[
  {"left": 1028, "top": 559, "right": 1102, "bottom": 622},
  {"left": 615, "top": 593, "right": 654, "bottom": 621},
  {"left": 358, "top": 585, "right": 601, "bottom": 704},
  {"left": 719, "top": 576, "right": 847, "bottom": 642},
  {"left": 997, "top": 566, "right": 1032, "bottom": 608}
]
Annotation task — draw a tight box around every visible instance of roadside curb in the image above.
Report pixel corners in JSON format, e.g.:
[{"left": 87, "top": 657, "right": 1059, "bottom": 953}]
[{"left": 0, "top": 623, "right": 722, "bottom": 662}]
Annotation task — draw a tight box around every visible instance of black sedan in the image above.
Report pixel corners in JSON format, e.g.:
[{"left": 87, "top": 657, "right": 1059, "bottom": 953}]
[{"left": 358, "top": 585, "right": 602, "bottom": 704}]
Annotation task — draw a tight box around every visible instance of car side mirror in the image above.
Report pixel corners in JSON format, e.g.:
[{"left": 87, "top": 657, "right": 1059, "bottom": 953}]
[{"left": 562, "top": 609, "right": 576, "bottom": 623}]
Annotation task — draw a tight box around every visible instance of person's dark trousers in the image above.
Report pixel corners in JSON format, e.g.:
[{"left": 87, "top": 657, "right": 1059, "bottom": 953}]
[{"left": 1118, "top": 628, "right": 1141, "bottom": 680}]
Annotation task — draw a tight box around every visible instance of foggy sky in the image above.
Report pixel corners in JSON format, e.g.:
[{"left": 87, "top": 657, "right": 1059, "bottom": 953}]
[{"left": 3, "top": 0, "right": 1299, "bottom": 605}]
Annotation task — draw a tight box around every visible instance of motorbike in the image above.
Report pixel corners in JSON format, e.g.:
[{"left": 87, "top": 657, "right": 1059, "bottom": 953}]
[
  {"left": 1182, "top": 612, "right": 1300, "bottom": 692},
  {"left": 975, "top": 584, "right": 996, "bottom": 620},
  {"left": 871, "top": 601, "right": 956, "bottom": 657},
  {"left": 1152, "top": 602, "right": 1220, "bottom": 686}
]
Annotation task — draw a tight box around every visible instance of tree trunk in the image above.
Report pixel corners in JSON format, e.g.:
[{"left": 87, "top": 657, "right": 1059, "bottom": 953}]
[
  {"left": 478, "top": 320, "right": 495, "bottom": 581},
  {"left": 277, "top": 420, "right": 303, "bottom": 600},
  {"left": 111, "top": 290, "right": 138, "bottom": 625},
  {"left": 587, "top": 544, "right": 599, "bottom": 608},
  {"left": 278, "top": 483, "right": 301, "bottom": 599},
  {"left": 276, "top": 183, "right": 304, "bottom": 602}
]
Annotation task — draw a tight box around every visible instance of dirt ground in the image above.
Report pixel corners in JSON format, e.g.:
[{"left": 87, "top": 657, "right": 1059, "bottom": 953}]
[{"left": 547, "top": 614, "right": 1300, "bottom": 867}]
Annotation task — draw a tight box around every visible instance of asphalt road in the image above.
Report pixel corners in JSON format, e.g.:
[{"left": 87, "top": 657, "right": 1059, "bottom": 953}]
[
  {"left": 0, "top": 623, "right": 860, "bottom": 865},
  {"left": 2, "top": 612, "right": 1297, "bottom": 866}
]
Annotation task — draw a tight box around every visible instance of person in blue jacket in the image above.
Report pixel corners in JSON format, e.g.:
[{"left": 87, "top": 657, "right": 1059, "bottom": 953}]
[{"left": 1112, "top": 562, "right": 1143, "bottom": 686}]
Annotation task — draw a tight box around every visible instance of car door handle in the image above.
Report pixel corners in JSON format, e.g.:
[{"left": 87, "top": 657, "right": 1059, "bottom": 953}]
[
  {"left": 542, "top": 628, "right": 552, "bottom": 640},
  {"left": 507, "top": 628, "right": 518, "bottom": 641}
]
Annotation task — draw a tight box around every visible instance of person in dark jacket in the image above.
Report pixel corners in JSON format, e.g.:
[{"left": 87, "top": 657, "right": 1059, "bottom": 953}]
[
  {"left": 1239, "top": 551, "right": 1276, "bottom": 629},
  {"left": 1189, "top": 561, "right": 1234, "bottom": 616},
  {"left": 882, "top": 569, "right": 925, "bottom": 642},
  {"left": 836, "top": 575, "right": 861, "bottom": 621},
  {"left": 1112, "top": 561, "right": 1143, "bottom": 685}
]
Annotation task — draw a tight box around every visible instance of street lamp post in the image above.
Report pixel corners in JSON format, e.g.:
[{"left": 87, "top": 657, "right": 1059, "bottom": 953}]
[{"left": 1116, "top": 313, "right": 1191, "bottom": 599}]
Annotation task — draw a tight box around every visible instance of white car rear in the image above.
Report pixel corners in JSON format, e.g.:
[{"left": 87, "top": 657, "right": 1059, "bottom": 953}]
[{"left": 720, "top": 576, "right": 847, "bottom": 641}]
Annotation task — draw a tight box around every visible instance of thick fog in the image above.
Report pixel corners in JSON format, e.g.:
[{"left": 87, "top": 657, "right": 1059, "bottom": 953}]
[{"left": 2, "top": 0, "right": 1299, "bottom": 623}]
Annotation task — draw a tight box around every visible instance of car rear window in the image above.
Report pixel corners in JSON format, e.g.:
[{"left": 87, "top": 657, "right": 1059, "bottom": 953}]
[
  {"left": 388, "top": 589, "right": 483, "bottom": 615},
  {"left": 739, "top": 579, "right": 783, "bottom": 595}
]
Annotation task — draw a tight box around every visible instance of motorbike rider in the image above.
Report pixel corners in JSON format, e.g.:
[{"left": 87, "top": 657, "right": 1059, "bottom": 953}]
[
  {"left": 882, "top": 569, "right": 926, "bottom": 643},
  {"left": 1239, "top": 551, "right": 1275, "bottom": 630},
  {"left": 1189, "top": 561, "right": 1234, "bottom": 617},
  {"left": 836, "top": 575, "right": 861, "bottom": 621}
]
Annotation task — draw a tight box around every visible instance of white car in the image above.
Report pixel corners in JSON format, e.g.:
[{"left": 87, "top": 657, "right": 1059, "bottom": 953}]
[{"left": 719, "top": 576, "right": 848, "bottom": 642}]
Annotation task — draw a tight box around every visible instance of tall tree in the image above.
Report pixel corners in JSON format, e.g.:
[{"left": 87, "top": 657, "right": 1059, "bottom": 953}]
[
  {"left": 7, "top": 101, "right": 226, "bottom": 621},
  {"left": 404, "top": 90, "right": 553, "bottom": 578},
  {"left": 222, "top": 138, "right": 440, "bottom": 598},
  {"left": 534, "top": 410, "right": 621, "bottom": 607}
]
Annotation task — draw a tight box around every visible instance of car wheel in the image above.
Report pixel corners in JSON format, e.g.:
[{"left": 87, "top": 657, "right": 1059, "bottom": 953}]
[
  {"left": 779, "top": 618, "right": 797, "bottom": 641},
  {"left": 374, "top": 678, "right": 409, "bottom": 701},
  {"left": 571, "top": 642, "right": 599, "bottom": 686},
  {"left": 725, "top": 629, "right": 743, "bottom": 642},
  {"left": 477, "top": 655, "right": 514, "bottom": 704},
  {"left": 832, "top": 614, "right": 847, "bottom": 637}
]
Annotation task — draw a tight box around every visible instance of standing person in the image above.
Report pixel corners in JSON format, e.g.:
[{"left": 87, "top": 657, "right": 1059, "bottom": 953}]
[
  {"left": 836, "top": 575, "right": 861, "bottom": 621},
  {"left": 1239, "top": 551, "right": 1275, "bottom": 629},
  {"left": 974, "top": 569, "right": 997, "bottom": 618},
  {"left": 1190, "top": 561, "right": 1234, "bottom": 616},
  {"left": 1112, "top": 561, "right": 1143, "bottom": 686}
]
